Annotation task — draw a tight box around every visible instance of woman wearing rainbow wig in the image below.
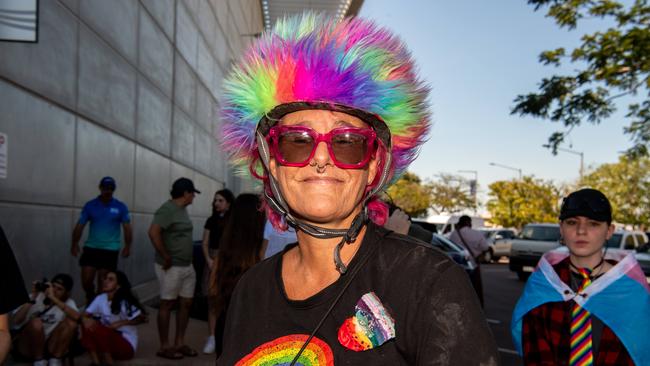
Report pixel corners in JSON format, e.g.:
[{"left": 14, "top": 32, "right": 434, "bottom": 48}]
[{"left": 217, "top": 13, "right": 498, "bottom": 365}]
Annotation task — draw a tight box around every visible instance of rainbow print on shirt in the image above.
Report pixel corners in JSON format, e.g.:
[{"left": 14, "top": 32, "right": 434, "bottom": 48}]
[
  {"left": 236, "top": 334, "right": 334, "bottom": 366},
  {"left": 338, "top": 292, "right": 396, "bottom": 351}
]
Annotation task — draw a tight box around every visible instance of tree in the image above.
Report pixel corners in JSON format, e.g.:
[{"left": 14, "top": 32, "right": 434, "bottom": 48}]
[
  {"left": 386, "top": 172, "right": 432, "bottom": 218},
  {"left": 580, "top": 155, "right": 650, "bottom": 227},
  {"left": 429, "top": 173, "right": 476, "bottom": 214},
  {"left": 487, "top": 176, "right": 560, "bottom": 229},
  {"left": 513, "top": 0, "right": 650, "bottom": 157}
]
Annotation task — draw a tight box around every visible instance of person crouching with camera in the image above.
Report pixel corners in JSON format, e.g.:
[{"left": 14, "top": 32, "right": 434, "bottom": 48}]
[{"left": 12, "top": 274, "right": 79, "bottom": 366}]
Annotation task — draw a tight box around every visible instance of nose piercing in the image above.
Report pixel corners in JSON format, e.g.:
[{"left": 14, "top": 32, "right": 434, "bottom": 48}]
[{"left": 309, "top": 161, "right": 327, "bottom": 173}]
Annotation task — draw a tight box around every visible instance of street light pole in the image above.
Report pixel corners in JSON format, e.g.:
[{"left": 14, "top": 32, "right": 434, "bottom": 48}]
[
  {"left": 489, "top": 162, "right": 522, "bottom": 180},
  {"left": 458, "top": 170, "right": 478, "bottom": 213},
  {"left": 557, "top": 147, "right": 584, "bottom": 182}
]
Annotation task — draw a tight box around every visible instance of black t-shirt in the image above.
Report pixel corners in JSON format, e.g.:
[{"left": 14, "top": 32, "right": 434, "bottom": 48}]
[
  {"left": 205, "top": 212, "right": 229, "bottom": 250},
  {"left": 217, "top": 223, "right": 499, "bottom": 365},
  {"left": 0, "top": 225, "right": 29, "bottom": 314}
]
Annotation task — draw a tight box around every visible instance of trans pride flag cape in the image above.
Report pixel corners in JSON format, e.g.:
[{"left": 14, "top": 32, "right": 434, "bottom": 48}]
[{"left": 511, "top": 250, "right": 650, "bottom": 365}]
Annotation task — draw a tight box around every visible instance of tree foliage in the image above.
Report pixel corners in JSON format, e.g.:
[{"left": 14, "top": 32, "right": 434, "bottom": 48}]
[
  {"left": 386, "top": 172, "right": 432, "bottom": 218},
  {"left": 513, "top": 0, "right": 650, "bottom": 157},
  {"left": 580, "top": 155, "right": 650, "bottom": 227},
  {"left": 487, "top": 176, "right": 560, "bottom": 229},
  {"left": 429, "top": 173, "right": 477, "bottom": 214}
]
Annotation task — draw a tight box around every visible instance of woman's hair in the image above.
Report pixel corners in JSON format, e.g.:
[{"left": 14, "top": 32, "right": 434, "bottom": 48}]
[
  {"left": 220, "top": 13, "right": 431, "bottom": 230},
  {"left": 109, "top": 270, "right": 145, "bottom": 317},
  {"left": 211, "top": 193, "right": 266, "bottom": 314},
  {"left": 212, "top": 189, "right": 235, "bottom": 217}
]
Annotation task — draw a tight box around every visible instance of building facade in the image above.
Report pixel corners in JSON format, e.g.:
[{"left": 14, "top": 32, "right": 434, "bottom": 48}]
[{"left": 0, "top": 0, "right": 262, "bottom": 297}]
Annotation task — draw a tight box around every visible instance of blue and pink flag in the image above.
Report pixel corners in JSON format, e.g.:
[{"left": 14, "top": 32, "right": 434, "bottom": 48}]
[{"left": 511, "top": 250, "right": 650, "bottom": 365}]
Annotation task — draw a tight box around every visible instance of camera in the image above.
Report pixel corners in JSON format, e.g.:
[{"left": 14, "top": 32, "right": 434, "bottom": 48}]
[{"left": 34, "top": 278, "right": 49, "bottom": 292}]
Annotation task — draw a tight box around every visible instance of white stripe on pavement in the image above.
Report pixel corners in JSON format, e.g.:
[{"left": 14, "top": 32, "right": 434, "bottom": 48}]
[{"left": 498, "top": 348, "right": 519, "bottom": 355}]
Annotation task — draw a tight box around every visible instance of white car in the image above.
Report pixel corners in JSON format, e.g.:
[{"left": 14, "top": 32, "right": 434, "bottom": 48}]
[{"left": 478, "top": 228, "right": 517, "bottom": 262}]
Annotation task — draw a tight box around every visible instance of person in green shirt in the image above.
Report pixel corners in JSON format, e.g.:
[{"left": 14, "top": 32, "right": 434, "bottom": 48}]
[{"left": 148, "top": 177, "right": 200, "bottom": 359}]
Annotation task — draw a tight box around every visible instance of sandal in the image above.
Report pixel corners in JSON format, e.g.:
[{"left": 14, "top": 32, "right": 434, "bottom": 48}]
[
  {"left": 156, "top": 348, "right": 184, "bottom": 360},
  {"left": 177, "top": 345, "right": 198, "bottom": 357}
]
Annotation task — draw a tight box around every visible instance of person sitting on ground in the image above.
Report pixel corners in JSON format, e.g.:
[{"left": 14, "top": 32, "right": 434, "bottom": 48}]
[
  {"left": 512, "top": 188, "right": 650, "bottom": 365},
  {"left": 12, "top": 274, "right": 79, "bottom": 366},
  {"left": 80, "top": 270, "right": 146, "bottom": 365}
]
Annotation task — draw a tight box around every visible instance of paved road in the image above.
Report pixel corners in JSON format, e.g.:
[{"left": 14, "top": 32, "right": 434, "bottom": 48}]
[{"left": 482, "top": 262, "right": 526, "bottom": 366}]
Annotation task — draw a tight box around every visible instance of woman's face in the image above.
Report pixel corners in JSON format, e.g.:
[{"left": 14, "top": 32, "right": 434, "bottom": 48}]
[
  {"left": 214, "top": 193, "right": 230, "bottom": 213},
  {"left": 269, "top": 109, "right": 378, "bottom": 228},
  {"left": 102, "top": 272, "right": 120, "bottom": 293},
  {"left": 560, "top": 216, "right": 615, "bottom": 261}
]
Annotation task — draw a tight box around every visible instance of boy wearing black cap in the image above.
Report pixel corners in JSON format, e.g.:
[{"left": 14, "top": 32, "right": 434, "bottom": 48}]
[
  {"left": 71, "top": 176, "right": 133, "bottom": 304},
  {"left": 12, "top": 274, "right": 80, "bottom": 366},
  {"left": 511, "top": 188, "right": 650, "bottom": 365}
]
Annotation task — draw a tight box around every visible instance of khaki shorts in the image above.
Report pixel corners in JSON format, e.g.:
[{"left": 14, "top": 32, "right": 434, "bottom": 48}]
[{"left": 155, "top": 263, "right": 196, "bottom": 300}]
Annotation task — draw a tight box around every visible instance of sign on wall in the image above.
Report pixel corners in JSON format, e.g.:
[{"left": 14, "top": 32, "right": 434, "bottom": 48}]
[{"left": 0, "top": 0, "right": 39, "bottom": 43}]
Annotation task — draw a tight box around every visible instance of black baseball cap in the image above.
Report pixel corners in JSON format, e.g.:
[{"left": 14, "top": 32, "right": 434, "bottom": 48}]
[
  {"left": 51, "top": 273, "right": 74, "bottom": 292},
  {"left": 559, "top": 188, "right": 612, "bottom": 223},
  {"left": 99, "top": 176, "right": 116, "bottom": 190},
  {"left": 172, "top": 177, "right": 201, "bottom": 195}
]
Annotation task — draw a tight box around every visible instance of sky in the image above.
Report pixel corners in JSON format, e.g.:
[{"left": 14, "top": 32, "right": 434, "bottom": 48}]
[{"left": 359, "top": 0, "right": 633, "bottom": 204}]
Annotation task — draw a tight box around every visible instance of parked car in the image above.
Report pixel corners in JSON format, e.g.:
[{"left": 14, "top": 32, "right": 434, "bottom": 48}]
[
  {"left": 478, "top": 228, "right": 517, "bottom": 262},
  {"left": 509, "top": 223, "right": 561, "bottom": 280},
  {"left": 429, "top": 233, "right": 477, "bottom": 277},
  {"left": 604, "top": 230, "right": 648, "bottom": 250},
  {"left": 635, "top": 243, "right": 650, "bottom": 284}
]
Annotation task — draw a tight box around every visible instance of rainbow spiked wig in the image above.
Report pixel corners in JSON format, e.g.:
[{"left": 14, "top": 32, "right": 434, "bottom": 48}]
[{"left": 221, "top": 12, "right": 431, "bottom": 182}]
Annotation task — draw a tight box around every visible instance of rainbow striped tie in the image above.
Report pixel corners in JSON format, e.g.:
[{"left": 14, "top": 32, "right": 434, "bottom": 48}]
[{"left": 570, "top": 268, "right": 594, "bottom": 366}]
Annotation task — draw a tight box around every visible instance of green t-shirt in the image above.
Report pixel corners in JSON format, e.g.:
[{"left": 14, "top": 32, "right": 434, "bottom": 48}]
[{"left": 152, "top": 200, "right": 193, "bottom": 266}]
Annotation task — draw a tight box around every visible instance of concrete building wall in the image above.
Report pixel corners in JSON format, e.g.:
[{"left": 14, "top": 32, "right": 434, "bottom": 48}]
[{"left": 0, "top": 0, "right": 262, "bottom": 299}]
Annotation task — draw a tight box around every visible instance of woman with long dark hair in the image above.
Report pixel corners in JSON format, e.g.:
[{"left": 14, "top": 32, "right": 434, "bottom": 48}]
[
  {"left": 201, "top": 188, "right": 234, "bottom": 354},
  {"left": 80, "top": 270, "right": 146, "bottom": 365},
  {"left": 208, "top": 193, "right": 266, "bottom": 357}
]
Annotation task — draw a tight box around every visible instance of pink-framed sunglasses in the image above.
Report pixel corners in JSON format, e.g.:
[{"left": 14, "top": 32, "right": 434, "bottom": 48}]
[{"left": 267, "top": 125, "right": 377, "bottom": 169}]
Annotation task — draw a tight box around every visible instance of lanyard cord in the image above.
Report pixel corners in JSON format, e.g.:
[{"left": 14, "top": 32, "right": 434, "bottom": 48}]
[{"left": 288, "top": 234, "right": 379, "bottom": 366}]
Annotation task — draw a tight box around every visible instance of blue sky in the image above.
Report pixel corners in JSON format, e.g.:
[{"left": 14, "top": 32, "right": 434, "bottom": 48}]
[{"left": 359, "top": 0, "right": 632, "bottom": 202}]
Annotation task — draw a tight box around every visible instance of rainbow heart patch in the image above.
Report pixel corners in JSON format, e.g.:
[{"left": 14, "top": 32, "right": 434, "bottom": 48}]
[
  {"left": 236, "top": 334, "right": 334, "bottom": 366},
  {"left": 337, "top": 292, "right": 395, "bottom": 351}
]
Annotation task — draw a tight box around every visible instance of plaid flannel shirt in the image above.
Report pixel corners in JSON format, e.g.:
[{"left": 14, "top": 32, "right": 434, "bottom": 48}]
[{"left": 522, "top": 258, "right": 634, "bottom": 365}]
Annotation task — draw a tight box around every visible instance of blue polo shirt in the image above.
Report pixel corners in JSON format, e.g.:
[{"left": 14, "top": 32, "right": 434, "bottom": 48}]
[{"left": 78, "top": 197, "right": 130, "bottom": 251}]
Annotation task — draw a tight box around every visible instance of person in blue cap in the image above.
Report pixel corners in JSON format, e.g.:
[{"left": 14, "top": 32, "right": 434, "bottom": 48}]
[{"left": 71, "top": 176, "right": 132, "bottom": 304}]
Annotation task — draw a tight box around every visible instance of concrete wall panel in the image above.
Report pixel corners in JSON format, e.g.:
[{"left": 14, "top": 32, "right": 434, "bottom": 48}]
[
  {"left": 197, "top": 36, "right": 214, "bottom": 90},
  {"left": 197, "top": 0, "right": 216, "bottom": 48},
  {"left": 213, "top": 21, "right": 230, "bottom": 70},
  {"left": 79, "top": 0, "right": 138, "bottom": 64},
  {"left": 134, "top": 146, "right": 171, "bottom": 213},
  {"left": 0, "top": 1, "right": 77, "bottom": 109},
  {"left": 175, "top": 2, "right": 198, "bottom": 70},
  {"left": 196, "top": 83, "right": 214, "bottom": 134},
  {"left": 78, "top": 26, "right": 137, "bottom": 138},
  {"left": 75, "top": 120, "right": 135, "bottom": 208},
  {"left": 173, "top": 53, "right": 197, "bottom": 119},
  {"left": 192, "top": 173, "right": 213, "bottom": 217},
  {"left": 140, "top": 0, "right": 175, "bottom": 41},
  {"left": 0, "top": 81, "right": 76, "bottom": 205},
  {"left": 136, "top": 77, "right": 172, "bottom": 156},
  {"left": 125, "top": 213, "right": 156, "bottom": 285},
  {"left": 194, "top": 129, "right": 212, "bottom": 175},
  {"left": 210, "top": 60, "right": 224, "bottom": 103},
  {"left": 0, "top": 204, "right": 77, "bottom": 293},
  {"left": 171, "top": 108, "right": 195, "bottom": 167},
  {"left": 139, "top": 9, "right": 174, "bottom": 97},
  {"left": 59, "top": 0, "right": 80, "bottom": 14}
]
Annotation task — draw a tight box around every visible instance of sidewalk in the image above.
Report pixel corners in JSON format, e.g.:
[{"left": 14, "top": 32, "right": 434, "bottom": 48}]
[{"left": 8, "top": 306, "right": 215, "bottom": 366}]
